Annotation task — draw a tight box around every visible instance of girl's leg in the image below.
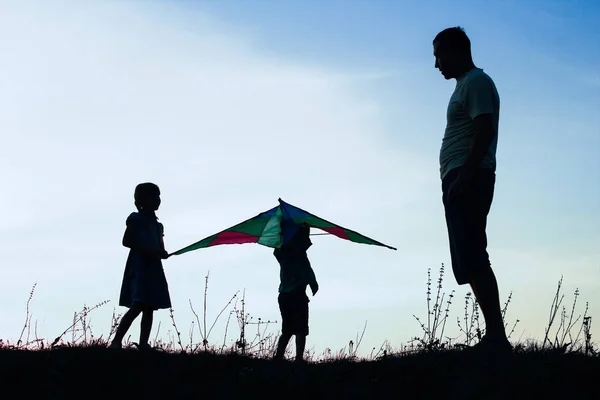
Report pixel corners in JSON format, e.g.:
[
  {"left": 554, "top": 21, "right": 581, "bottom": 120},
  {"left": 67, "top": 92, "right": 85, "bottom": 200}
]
[
  {"left": 110, "top": 303, "right": 143, "bottom": 347},
  {"left": 139, "top": 307, "right": 154, "bottom": 348}
]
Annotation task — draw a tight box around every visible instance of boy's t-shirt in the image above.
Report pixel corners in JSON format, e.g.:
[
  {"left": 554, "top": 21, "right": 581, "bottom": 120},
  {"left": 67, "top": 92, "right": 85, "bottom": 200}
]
[{"left": 274, "top": 227, "right": 314, "bottom": 294}]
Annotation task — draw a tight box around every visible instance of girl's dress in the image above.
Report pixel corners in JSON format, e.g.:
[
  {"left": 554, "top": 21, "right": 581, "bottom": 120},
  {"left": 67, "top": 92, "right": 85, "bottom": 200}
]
[{"left": 118, "top": 212, "right": 172, "bottom": 310}]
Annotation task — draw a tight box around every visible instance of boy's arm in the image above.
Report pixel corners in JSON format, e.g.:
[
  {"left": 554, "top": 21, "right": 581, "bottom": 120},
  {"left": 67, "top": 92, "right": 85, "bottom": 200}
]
[
  {"left": 307, "top": 265, "right": 319, "bottom": 295},
  {"left": 301, "top": 236, "right": 312, "bottom": 253},
  {"left": 293, "top": 228, "right": 312, "bottom": 253}
]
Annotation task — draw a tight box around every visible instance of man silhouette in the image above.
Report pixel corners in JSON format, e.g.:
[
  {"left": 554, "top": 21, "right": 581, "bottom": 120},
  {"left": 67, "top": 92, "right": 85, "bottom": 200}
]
[
  {"left": 434, "top": 27, "right": 511, "bottom": 353},
  {"left": 273, "top": 224, "right": 318, "bottom": 363}
]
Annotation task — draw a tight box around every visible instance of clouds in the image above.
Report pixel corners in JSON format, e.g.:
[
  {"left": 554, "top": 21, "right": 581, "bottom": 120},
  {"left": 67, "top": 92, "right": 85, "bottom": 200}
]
[
  {"left": 1, "top": 1, "right": 597, "bottom": 354},
  {"left": 0, "top": 1, "right": 433, "bottom": 347},
  {"left": 0, "top": 1, "right": 428, "bottom": 227}
]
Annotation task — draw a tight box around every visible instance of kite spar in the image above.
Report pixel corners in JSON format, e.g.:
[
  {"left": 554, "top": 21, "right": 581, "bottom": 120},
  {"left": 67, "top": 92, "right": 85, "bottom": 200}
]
[{"left": 169, "top": 198, "right": 396, "bottom": 256}]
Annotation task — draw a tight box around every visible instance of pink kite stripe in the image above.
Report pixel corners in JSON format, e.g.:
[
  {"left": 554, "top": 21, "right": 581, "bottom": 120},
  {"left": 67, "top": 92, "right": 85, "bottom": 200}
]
[
  {"left": 320, "top": 226, "right": 350, "bottom": 240},
  {"left": 211, "top": 231, "right": 259, "bottom": 246}
]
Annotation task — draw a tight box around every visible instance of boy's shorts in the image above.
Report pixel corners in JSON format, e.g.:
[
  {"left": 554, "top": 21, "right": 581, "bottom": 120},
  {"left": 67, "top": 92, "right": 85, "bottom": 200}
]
[
  {"left": 278, "top": 291, "right": 309, "bottom": 336},
  {"left": 442, "top": 167, "right": 495, "bottom": 285}
]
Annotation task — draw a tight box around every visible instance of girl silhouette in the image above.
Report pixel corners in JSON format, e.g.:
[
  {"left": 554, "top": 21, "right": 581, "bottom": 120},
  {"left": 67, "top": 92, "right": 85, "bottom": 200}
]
[{"left": 109, "top": 182, "right": 171, "bottom": 350}]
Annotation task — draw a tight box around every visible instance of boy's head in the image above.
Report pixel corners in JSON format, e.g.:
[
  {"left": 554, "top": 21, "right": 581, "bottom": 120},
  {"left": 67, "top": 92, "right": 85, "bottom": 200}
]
[
  {"left": 134, "top": 182, "right": 161, "bottom": 211},
  {"left": 290, "top": 224, "right": 310, "bottom": 243},
  {"left": 297, "top": 224, "right": 310, "bottom": 238},
  {"left": 281, "top": 223, "right": 310, "bottom": 249}
]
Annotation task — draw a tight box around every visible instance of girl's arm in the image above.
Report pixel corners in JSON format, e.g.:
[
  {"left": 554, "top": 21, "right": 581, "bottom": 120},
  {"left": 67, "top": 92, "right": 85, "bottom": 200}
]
[
  {"left": 159, "top": 223, "right": 170, "bottom": 259},
  {"left": 122, "top": 226, "right": 164, "bottom": 257},
  {"left": 122, "top": 214, "right": 165, "bottom": 257}
]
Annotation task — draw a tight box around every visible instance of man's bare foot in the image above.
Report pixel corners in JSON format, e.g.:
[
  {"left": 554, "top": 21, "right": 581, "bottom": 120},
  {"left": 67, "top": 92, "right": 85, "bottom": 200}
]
[
  {"left": 136, "top": 342, "right": 153, "bottom": 351},
  {"left": 466, "top": 334, "right": 512, "bottom": 358},
  {"left": 108, "top": 341, "right": 122, "bottom": 349}
]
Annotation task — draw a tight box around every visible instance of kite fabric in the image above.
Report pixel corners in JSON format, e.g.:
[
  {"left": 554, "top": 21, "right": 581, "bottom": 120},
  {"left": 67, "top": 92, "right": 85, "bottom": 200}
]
[{"left": 169, "top": 198, "right": 396, "bottom": 256}]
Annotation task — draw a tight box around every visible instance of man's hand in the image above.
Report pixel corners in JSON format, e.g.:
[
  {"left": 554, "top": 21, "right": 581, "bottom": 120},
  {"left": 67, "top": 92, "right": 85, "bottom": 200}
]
[
  {"left": 448, "top": 170, "right": 473, "bottom": 201},
  {"left": 310, "top": 283, "right": 319, "bottom": 296}
]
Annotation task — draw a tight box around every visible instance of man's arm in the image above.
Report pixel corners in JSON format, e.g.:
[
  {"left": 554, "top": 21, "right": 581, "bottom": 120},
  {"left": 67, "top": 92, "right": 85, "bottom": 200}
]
[
  {"left": 460, "top": 75, "right": 497, "bottom": 178},
  {"left": 460, "top": 113, "right": 495, "bottom": 178}
]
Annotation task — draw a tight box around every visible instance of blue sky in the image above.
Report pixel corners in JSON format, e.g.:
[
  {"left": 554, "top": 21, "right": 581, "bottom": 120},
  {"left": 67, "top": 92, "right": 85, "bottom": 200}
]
[
  {"left": 191, "top": 0, "right": 600, "bottom": 255},
  {"left": 0, "top": 0, "right": 598, "bottom": 356}
]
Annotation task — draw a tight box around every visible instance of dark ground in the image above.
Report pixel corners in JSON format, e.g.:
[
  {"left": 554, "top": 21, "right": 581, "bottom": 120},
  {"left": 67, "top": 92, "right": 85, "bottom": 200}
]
[{"left": 1, "top": 345, "right": 599, "bottom": 399}]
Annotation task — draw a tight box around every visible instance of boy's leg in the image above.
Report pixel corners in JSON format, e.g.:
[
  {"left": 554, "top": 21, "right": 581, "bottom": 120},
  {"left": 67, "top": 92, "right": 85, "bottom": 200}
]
[
  {"left": 139, "top": 307, "right": 154, "bottom": 348},
  {"left": 110, "top": 303, "right": 143, "bottom": 347},
  {"left": 275, "top": 293, "right": 292, "bottom": 360},
  {"left": 295, "top": 335, "right": 306, "bottom": 362},
  {"left": 295, "top": 293, "right": 310, "bottom": 362},
  {"left": 275, "top": 333, "right": 292, "bottom": 360}
]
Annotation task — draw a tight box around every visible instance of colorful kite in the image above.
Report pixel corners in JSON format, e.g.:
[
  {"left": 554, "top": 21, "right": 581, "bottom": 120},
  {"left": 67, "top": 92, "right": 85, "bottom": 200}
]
[{"left": 169, "top": 198, "right": 396, "bottom": 256}]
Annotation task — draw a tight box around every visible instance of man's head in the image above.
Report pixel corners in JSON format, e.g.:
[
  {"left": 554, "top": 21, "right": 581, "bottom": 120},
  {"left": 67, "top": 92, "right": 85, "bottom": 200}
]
[{"left": 433, "top": 26, "right": 473, "bottom": 80}]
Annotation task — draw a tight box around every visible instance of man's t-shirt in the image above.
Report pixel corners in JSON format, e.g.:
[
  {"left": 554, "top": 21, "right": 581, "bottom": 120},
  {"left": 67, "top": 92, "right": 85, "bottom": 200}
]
[{"left": 439, "top": 67, "right": 500, "bottom": 180}]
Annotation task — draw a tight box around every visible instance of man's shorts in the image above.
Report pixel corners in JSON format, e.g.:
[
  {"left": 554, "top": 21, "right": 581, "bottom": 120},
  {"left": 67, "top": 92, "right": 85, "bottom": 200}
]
[
  {"left": 442, "top": 167, "right": 495, "bottom": 285},
  {"left": 278, "top": 291, "right": 309, "bottom": 336}
]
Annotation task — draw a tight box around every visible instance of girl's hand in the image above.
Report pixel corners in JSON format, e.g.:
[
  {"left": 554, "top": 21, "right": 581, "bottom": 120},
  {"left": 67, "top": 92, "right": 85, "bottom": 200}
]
[
  {"left": 147, "top": 248, "right": 168, "bottom": 259},
  {"left": 159, "top": 250, "right": 170, "bottom": 259}
]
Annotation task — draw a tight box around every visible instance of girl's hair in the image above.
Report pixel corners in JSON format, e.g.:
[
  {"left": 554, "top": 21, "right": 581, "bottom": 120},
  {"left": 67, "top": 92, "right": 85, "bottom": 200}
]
[{"left": 134, "top": 182, "right": 160, "bottom": 211}]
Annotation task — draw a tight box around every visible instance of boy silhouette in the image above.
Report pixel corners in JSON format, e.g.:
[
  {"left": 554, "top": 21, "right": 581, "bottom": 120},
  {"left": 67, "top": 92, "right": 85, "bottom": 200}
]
[{"left": 273, "top": 224, "right": 318, "bottom": 363}]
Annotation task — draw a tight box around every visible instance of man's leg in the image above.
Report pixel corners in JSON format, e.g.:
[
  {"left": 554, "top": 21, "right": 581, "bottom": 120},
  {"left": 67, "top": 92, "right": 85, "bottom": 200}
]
[
  {"left": 471, "top": 266, "right": 507, "bottom": 341},
  {"left": 470, "top": 170, "right": 508, "bottom": 343},
  {"left": 467, "top": 170, "right": 510, "bottom": 348},
  {"left": 443, "top": 169, "right": 509, "bottom": 348}
]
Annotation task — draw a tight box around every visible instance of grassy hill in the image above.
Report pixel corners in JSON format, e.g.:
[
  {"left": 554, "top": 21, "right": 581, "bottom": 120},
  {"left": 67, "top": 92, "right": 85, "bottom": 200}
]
[
  {"left": 1, "top": 344, "right": 599, "bottom": 399},
  {"left": 2, "top": 268, "right": 597, "bottom": 399}
]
